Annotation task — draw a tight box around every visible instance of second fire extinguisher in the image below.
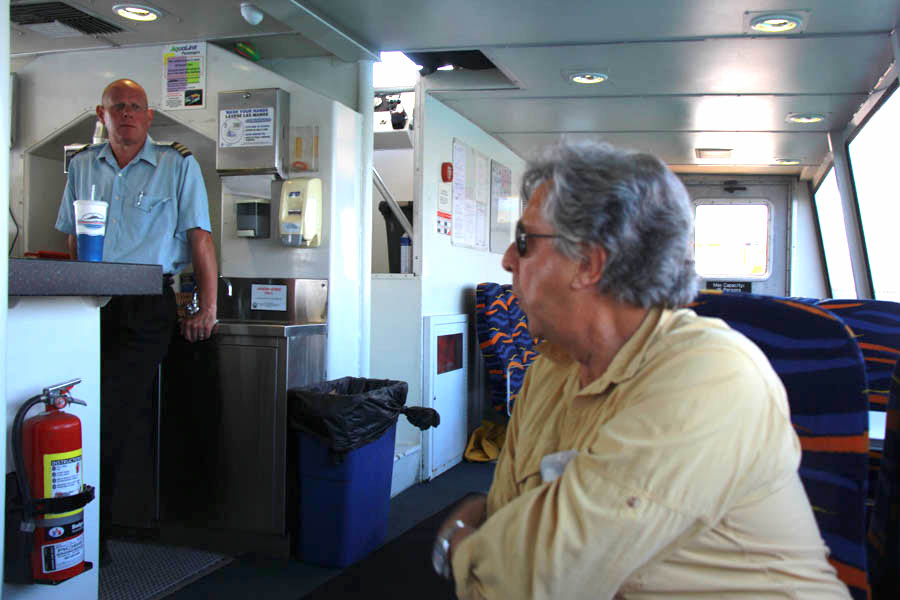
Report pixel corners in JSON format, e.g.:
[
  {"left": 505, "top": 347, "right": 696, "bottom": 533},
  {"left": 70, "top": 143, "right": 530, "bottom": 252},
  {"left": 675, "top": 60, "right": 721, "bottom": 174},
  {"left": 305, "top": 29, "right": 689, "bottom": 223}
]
[{"left": 6, "top": 379, "right": 95, "bottom": 585}]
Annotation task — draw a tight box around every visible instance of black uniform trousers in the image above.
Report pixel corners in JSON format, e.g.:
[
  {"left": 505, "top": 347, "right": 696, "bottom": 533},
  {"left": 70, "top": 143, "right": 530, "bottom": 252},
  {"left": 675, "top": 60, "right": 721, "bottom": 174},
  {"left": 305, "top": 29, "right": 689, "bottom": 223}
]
[{"left": 99, "top": 283, "right": 176, "bottom": 538}]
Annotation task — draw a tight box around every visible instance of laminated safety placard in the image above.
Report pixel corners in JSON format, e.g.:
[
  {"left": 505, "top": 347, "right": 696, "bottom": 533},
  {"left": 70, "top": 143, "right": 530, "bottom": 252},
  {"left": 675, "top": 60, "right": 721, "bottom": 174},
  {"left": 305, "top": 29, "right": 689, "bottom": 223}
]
[{"left": 43, "top": 449, "right": 82, "bottom": 518}]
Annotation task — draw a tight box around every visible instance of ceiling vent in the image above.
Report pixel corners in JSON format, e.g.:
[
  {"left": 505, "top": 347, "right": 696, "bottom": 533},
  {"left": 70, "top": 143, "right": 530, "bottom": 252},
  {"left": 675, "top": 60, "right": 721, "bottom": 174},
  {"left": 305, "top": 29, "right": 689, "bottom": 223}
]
[
  {"left": 11, "top": 2, "right": 125, "bottom": 36},
  {"left": 403, "top": 50, "right": 497, "bottom": 76}
]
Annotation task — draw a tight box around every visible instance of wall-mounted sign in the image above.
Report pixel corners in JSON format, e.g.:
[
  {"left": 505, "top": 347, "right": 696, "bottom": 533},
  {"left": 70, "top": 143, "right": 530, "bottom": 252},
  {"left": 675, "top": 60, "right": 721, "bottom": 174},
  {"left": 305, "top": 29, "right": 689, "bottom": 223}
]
[
  {"left": 163, "top": 42, "right": 206, "bottom": 110},
  {"left": 706, "top": 281, "right": 752, "bottom": 293}
]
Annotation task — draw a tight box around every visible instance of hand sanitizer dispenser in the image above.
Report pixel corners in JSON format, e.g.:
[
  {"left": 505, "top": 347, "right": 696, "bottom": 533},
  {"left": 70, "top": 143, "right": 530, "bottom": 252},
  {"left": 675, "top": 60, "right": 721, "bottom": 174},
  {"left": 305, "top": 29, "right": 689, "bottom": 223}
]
[{"left": 279, "top": 177, "right": 322, "bottom": 247}]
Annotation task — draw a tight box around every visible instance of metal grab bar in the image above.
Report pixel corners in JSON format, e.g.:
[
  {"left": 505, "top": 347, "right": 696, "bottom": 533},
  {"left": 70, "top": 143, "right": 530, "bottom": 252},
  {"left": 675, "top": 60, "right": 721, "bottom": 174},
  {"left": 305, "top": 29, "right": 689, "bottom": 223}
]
[{"left": 373, "top": 167, "right": 413, "bottom": 238}]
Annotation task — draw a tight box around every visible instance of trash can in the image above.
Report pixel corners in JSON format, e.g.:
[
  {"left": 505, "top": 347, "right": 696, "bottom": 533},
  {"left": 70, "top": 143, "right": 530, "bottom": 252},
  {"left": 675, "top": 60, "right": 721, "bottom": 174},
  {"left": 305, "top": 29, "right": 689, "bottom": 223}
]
[{"left": 288, "top": 377, "right": 408, "bottom": 568}]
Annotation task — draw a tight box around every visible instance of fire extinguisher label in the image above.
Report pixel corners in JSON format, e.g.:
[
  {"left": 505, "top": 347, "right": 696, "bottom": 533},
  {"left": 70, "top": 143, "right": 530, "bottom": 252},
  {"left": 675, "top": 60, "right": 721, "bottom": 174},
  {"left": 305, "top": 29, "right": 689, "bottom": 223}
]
[
  {"left": 43, "top": 449, "right": 83, "bottom": 518},
  {"left": 41, "top": 531, "right": 84, "bottom": 574}
]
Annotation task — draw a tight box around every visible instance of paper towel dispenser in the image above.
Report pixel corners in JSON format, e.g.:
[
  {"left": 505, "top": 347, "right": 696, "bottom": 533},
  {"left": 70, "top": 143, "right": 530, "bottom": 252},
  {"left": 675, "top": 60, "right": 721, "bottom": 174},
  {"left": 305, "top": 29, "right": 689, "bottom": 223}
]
[{"left": 217, "top": 88, "right": 290, "bottom": 178}]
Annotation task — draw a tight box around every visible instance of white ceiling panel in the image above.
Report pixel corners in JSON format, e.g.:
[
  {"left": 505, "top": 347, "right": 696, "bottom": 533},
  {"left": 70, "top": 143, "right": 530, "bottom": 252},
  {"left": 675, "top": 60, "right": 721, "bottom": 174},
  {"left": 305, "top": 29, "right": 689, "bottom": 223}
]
[
  {"left": 484, "top": 36, "right": 894, "bottom": 97},
  {"left": 296, "top": 0, "right": 900, "bottom": 50},
  {"left": 440, "top": 94, "right": 867, "bottom": 133},
  {"left": 496, "top": 131, "right": 829, "bottom": 167}
]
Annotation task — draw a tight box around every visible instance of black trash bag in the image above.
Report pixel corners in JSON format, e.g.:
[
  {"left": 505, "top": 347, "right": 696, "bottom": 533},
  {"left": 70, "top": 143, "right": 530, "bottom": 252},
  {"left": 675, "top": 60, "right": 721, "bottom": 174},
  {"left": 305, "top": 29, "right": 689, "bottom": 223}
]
[
  {"left": 288, "top": 377, "right": 409, "bottom": 455},
  {"left": 401, "top": 406, "right": 440, "bottom": 430}
]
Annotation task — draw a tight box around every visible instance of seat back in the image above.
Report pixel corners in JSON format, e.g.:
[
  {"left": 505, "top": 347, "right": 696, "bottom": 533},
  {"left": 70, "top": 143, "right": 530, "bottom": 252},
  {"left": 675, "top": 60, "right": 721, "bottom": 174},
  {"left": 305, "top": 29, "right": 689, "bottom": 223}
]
[
  {"left": 691, "top": 291, "right": 869, "bottom": 599},
  {"left": 475, "top": 283, "right": 540, "bottom": 417},
  {"left": 868, "top": 359, "right": 900, "bottom": 599},
  {"left": 816, "top": 299, "right": 900, "bottom": 411}
]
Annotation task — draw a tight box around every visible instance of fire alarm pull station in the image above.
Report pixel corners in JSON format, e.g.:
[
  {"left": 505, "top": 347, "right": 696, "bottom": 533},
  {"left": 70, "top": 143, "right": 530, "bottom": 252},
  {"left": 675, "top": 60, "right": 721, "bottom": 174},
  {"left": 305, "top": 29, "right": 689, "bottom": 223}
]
[{"left": 5, "top": 379, "right": 95, "bottom": 585}]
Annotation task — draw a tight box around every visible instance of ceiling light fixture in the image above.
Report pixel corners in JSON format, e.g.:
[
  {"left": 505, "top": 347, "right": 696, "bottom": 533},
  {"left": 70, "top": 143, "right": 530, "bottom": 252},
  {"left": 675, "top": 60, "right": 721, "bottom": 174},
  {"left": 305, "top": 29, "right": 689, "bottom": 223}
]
[
  {"left": 436, "top": 64, "right": 454, "bottom": 71},
  {"left": 750, "top": 13, "right": 802, "bottom": 33},
  {"left": 695, "top": 148, "right": 733, "bottom": 160},
  {"left": 570, "top": 72, "right": 608, "bottom": 84},
  {"left": 112, "top": 4, "right": 162, "bottom": 21},
  {"left": 787, "top": 112, "right": 826, "bottom": 124},
  {"left": 240, "top": 3, "right": 264, "bottom": 26},
  {"left": 774, "top": 158, "right": 801, "bottom": 165}
]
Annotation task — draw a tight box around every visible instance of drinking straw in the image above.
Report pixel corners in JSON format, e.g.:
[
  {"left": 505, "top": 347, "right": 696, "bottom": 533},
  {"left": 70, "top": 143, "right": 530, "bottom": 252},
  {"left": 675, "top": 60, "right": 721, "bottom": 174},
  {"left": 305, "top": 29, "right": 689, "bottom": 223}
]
[{"left": 91, "top": 184, "right": 96, "bottom": 202}]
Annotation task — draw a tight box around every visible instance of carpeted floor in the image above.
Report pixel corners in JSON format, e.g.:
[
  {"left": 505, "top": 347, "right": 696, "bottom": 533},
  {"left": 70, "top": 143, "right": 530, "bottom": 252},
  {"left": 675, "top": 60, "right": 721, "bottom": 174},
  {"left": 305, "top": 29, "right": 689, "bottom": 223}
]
[
  {"left": 300, "top": 497, "right": 471, "bottom": 599},
  {"left": 165, "top": 460, "right": 495, "bottom": 599}
]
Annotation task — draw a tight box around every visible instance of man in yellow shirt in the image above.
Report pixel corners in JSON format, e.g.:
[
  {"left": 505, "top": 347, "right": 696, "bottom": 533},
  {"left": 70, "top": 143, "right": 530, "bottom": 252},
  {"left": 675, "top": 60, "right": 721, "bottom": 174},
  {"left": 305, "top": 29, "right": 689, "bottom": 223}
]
[{"left": 433, "top": 142, "right": 850, "bottom": 599}]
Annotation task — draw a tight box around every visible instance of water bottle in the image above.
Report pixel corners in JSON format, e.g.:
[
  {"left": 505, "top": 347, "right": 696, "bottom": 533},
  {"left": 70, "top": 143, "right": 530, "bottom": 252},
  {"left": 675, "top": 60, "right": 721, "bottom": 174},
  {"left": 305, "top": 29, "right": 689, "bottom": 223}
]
[{"left": 400, "top": 233, "right": 411, "bottom": 274}]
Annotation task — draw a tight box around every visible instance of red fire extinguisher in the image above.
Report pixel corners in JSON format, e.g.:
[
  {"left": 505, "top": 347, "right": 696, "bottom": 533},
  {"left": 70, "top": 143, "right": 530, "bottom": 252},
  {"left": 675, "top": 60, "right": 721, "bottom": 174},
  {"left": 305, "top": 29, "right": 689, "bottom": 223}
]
[{"left": 9, "top": 379, "right": 95, "bottom": 584}]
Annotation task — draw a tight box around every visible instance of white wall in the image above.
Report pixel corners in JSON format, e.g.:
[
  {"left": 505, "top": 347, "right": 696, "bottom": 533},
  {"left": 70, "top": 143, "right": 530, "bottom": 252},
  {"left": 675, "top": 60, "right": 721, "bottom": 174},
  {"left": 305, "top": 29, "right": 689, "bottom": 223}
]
[
  {"left": 326, "top": 101, "right": 364, "bottom": 378},
  {"left": 417, "top": 94, "right": 519, "bottom": 317},
  {"left": 2, "top": 0, "right": 11, "bottom": 589},
  {"left": 5, "top": 298, "right": 102, "bottom": 600},
  {"left": 9, "top": 42, "right": 365, "bottom": 380},
  {"left": 790, "top": 180, "right": 828, "bottom": 298}
]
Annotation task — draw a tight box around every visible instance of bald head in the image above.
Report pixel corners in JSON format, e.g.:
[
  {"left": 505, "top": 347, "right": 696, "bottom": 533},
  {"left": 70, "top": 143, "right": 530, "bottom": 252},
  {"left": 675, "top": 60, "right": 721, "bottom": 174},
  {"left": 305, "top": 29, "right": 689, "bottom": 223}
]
[{"left": 101, "top": 79, "right": 148, "bottom": 106}]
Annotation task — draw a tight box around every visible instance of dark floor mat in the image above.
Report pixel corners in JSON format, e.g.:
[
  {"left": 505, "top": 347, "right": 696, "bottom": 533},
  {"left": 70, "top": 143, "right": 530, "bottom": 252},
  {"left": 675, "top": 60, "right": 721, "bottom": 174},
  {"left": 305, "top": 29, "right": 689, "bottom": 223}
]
[{"left": 99, "top": 539, "right": 233, "bottom": 600}]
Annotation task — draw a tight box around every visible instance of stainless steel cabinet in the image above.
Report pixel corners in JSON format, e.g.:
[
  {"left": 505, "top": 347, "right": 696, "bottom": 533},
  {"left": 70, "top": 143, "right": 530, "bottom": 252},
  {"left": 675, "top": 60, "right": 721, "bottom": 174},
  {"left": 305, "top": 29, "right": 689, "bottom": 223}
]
[{"left": 160, "top": 322, "right": 326, "bottom": 556}]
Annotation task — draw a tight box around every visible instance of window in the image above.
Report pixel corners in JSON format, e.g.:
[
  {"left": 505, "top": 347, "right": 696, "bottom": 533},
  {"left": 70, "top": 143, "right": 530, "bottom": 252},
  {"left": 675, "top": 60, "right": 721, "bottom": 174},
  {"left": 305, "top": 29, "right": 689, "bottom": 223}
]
[
  {"left": 848, "top": 85, "right": 900, "bottom": 300},
  {"left": 694, "top": 201, "right": 772, "bottom": 279},
  {"left": 437, "top": 333, "right": 463, "bottom": 374},
  {"left": 813, "top": 168, "right": 857, "bottom": 299}
]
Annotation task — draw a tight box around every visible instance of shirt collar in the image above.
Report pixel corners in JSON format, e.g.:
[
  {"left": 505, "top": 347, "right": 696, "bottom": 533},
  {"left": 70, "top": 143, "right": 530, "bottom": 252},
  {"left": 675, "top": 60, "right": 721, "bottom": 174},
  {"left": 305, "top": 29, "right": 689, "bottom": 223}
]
[
  {"left": 535, "top": 307, "right": 669, "bottom": 396},
  {"left": 97, "top": 135, "right": 157, "bottom": 168}
]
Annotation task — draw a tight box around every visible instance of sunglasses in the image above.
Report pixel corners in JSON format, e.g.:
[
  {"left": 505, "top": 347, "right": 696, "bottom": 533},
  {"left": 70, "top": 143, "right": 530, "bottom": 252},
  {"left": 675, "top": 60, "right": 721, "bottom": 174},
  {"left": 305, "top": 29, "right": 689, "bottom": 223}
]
[{"left": 515, "top": 221, "right": 562, "bottom": 256}]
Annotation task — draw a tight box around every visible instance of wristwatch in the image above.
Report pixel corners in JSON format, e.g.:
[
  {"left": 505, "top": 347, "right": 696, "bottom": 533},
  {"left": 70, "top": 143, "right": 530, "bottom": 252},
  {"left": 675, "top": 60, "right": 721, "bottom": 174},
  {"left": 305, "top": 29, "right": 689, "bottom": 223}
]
[{"left": 432, "top": 519, "right": 467, "bottom": 580}]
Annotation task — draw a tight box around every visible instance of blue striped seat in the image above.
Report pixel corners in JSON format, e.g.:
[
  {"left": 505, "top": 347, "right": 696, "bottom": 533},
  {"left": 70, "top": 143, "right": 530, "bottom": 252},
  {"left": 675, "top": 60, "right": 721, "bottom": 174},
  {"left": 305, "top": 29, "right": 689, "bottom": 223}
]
[
  {"left": 867, "top": 359, "right": 900, "bottom": 599},
  {"left": 691, "top": 290, "right": 869, "bottom": 599},
  {"left": 816, "top": 299, "right": 900, "bottom": 412},
  {"left": 475, "top": 283, "right": 540, "bottom": 417}
]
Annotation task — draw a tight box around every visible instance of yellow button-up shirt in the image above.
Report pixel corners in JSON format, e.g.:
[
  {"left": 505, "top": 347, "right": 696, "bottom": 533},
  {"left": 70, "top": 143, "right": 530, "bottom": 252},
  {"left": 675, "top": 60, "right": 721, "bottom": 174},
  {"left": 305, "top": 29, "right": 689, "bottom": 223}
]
[{"left": 452, "top": 307, "right": 850, "bottom": 599}]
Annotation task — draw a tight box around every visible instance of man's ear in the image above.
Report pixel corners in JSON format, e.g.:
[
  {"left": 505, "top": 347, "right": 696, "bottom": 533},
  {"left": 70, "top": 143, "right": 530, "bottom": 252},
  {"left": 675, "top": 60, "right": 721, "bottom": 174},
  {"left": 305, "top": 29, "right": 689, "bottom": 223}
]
[
  {"left": 95, "top": 105, "right": 105, "bottom": 124},
  {"left": 572, "top": 244, "right": 606, "bottom": 289}
]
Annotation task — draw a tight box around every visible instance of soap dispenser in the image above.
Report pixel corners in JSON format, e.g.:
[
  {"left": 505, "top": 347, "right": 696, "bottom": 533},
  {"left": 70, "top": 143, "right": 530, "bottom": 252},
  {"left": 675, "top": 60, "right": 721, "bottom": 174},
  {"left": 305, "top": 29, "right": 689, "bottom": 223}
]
[{"left": 279, "top": 177, "right": 322, "bottom": 247}]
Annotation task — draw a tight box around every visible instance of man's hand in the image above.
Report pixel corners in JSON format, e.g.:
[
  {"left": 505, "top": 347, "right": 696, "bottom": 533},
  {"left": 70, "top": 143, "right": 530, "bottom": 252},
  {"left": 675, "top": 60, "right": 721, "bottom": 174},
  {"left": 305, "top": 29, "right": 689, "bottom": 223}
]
[
  {"left": 180, "top": 306, "right": 216, "bottom": 342},
  {"left": 181, "top": 307, "right": 216, "bottom": 342}
]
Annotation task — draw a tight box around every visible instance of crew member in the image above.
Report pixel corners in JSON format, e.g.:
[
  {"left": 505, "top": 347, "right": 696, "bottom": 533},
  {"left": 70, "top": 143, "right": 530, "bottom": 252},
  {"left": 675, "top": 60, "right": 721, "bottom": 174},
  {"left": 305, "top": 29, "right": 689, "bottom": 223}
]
[
  {"left": 55, "top": 78, "right": 217, "bottom": 559},
  {"left": 432, "top": 141, "right": 850, "bottom": 599}
]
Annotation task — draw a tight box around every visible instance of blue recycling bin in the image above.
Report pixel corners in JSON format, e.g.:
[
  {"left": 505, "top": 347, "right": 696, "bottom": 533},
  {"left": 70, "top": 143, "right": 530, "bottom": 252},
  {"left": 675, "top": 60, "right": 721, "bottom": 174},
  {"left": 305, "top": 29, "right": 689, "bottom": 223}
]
[{"left": 297, "top": 423, "right": 397, "bottom": 567}]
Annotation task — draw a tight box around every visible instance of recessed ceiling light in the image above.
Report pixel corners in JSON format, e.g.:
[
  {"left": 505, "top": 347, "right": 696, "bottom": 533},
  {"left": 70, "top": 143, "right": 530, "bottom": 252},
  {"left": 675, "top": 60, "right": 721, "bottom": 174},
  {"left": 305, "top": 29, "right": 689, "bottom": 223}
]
[
  {"left": 112, "top": 4, "right": 162, "bottom": 21},
  {"left": 787, "top": 112, "right": 826, "bottom": 124},
  {"left": 570, "top": 72, "right": 608, "bottom": 84},
  {"left": 774, "top": 158, "right": 801, "bottom": 165},
  {"left": 695, "top": 148, "right": 733, "bottom": 160},
  {"left": 750, "top": 13, "right": 802, "bottom": 33},
  {"left": 436, "top": 65, "right": 454, "bottom": 71}
]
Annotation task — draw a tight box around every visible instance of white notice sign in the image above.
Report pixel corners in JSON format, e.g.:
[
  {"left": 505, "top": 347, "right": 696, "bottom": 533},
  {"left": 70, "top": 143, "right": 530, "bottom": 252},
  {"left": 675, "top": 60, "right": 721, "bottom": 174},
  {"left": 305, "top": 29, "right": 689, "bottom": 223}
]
[
  {"left": 219, "top": 107, "right": 275, "bottom": 147},
  {"left": 251, "top": 284, "right": 288, "bottom": 311}
]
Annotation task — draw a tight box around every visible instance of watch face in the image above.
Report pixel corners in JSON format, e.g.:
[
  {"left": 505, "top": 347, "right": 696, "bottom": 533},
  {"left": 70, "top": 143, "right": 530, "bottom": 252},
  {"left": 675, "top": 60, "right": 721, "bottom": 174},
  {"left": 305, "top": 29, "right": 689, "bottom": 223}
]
[{"left": 432, "top": 536, "right": 450, "bottom": 578}]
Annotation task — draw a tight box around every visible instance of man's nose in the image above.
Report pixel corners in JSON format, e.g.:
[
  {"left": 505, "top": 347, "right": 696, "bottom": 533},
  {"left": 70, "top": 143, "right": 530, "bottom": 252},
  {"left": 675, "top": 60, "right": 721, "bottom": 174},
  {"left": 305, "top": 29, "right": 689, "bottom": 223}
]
[{"left": 501, "top": 242, "right": 516, "bottom": 273}]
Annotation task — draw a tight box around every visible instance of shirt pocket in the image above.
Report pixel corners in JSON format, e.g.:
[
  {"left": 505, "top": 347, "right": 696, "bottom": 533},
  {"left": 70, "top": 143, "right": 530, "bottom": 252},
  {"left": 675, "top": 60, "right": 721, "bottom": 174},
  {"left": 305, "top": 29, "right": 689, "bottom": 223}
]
[{"left": 130, "top": 194, "right": 171, "bottom": 215}]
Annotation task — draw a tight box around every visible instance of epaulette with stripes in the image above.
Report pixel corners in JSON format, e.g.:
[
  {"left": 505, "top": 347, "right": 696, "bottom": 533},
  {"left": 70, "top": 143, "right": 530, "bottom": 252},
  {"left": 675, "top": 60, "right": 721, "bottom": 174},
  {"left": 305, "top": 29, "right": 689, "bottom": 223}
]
[
  {"left": 69, "top": 142, "right": 103, "bottom": 158},
  {"left": 170, "top": 142, "right": 193, "bottom": 157}
]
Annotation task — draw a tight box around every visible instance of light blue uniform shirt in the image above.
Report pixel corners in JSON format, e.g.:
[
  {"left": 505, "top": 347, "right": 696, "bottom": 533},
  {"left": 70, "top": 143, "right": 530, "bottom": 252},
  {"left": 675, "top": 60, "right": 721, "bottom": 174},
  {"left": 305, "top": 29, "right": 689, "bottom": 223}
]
[{"left": 56, "top": 136, "right": 211, "bottom": 274}]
